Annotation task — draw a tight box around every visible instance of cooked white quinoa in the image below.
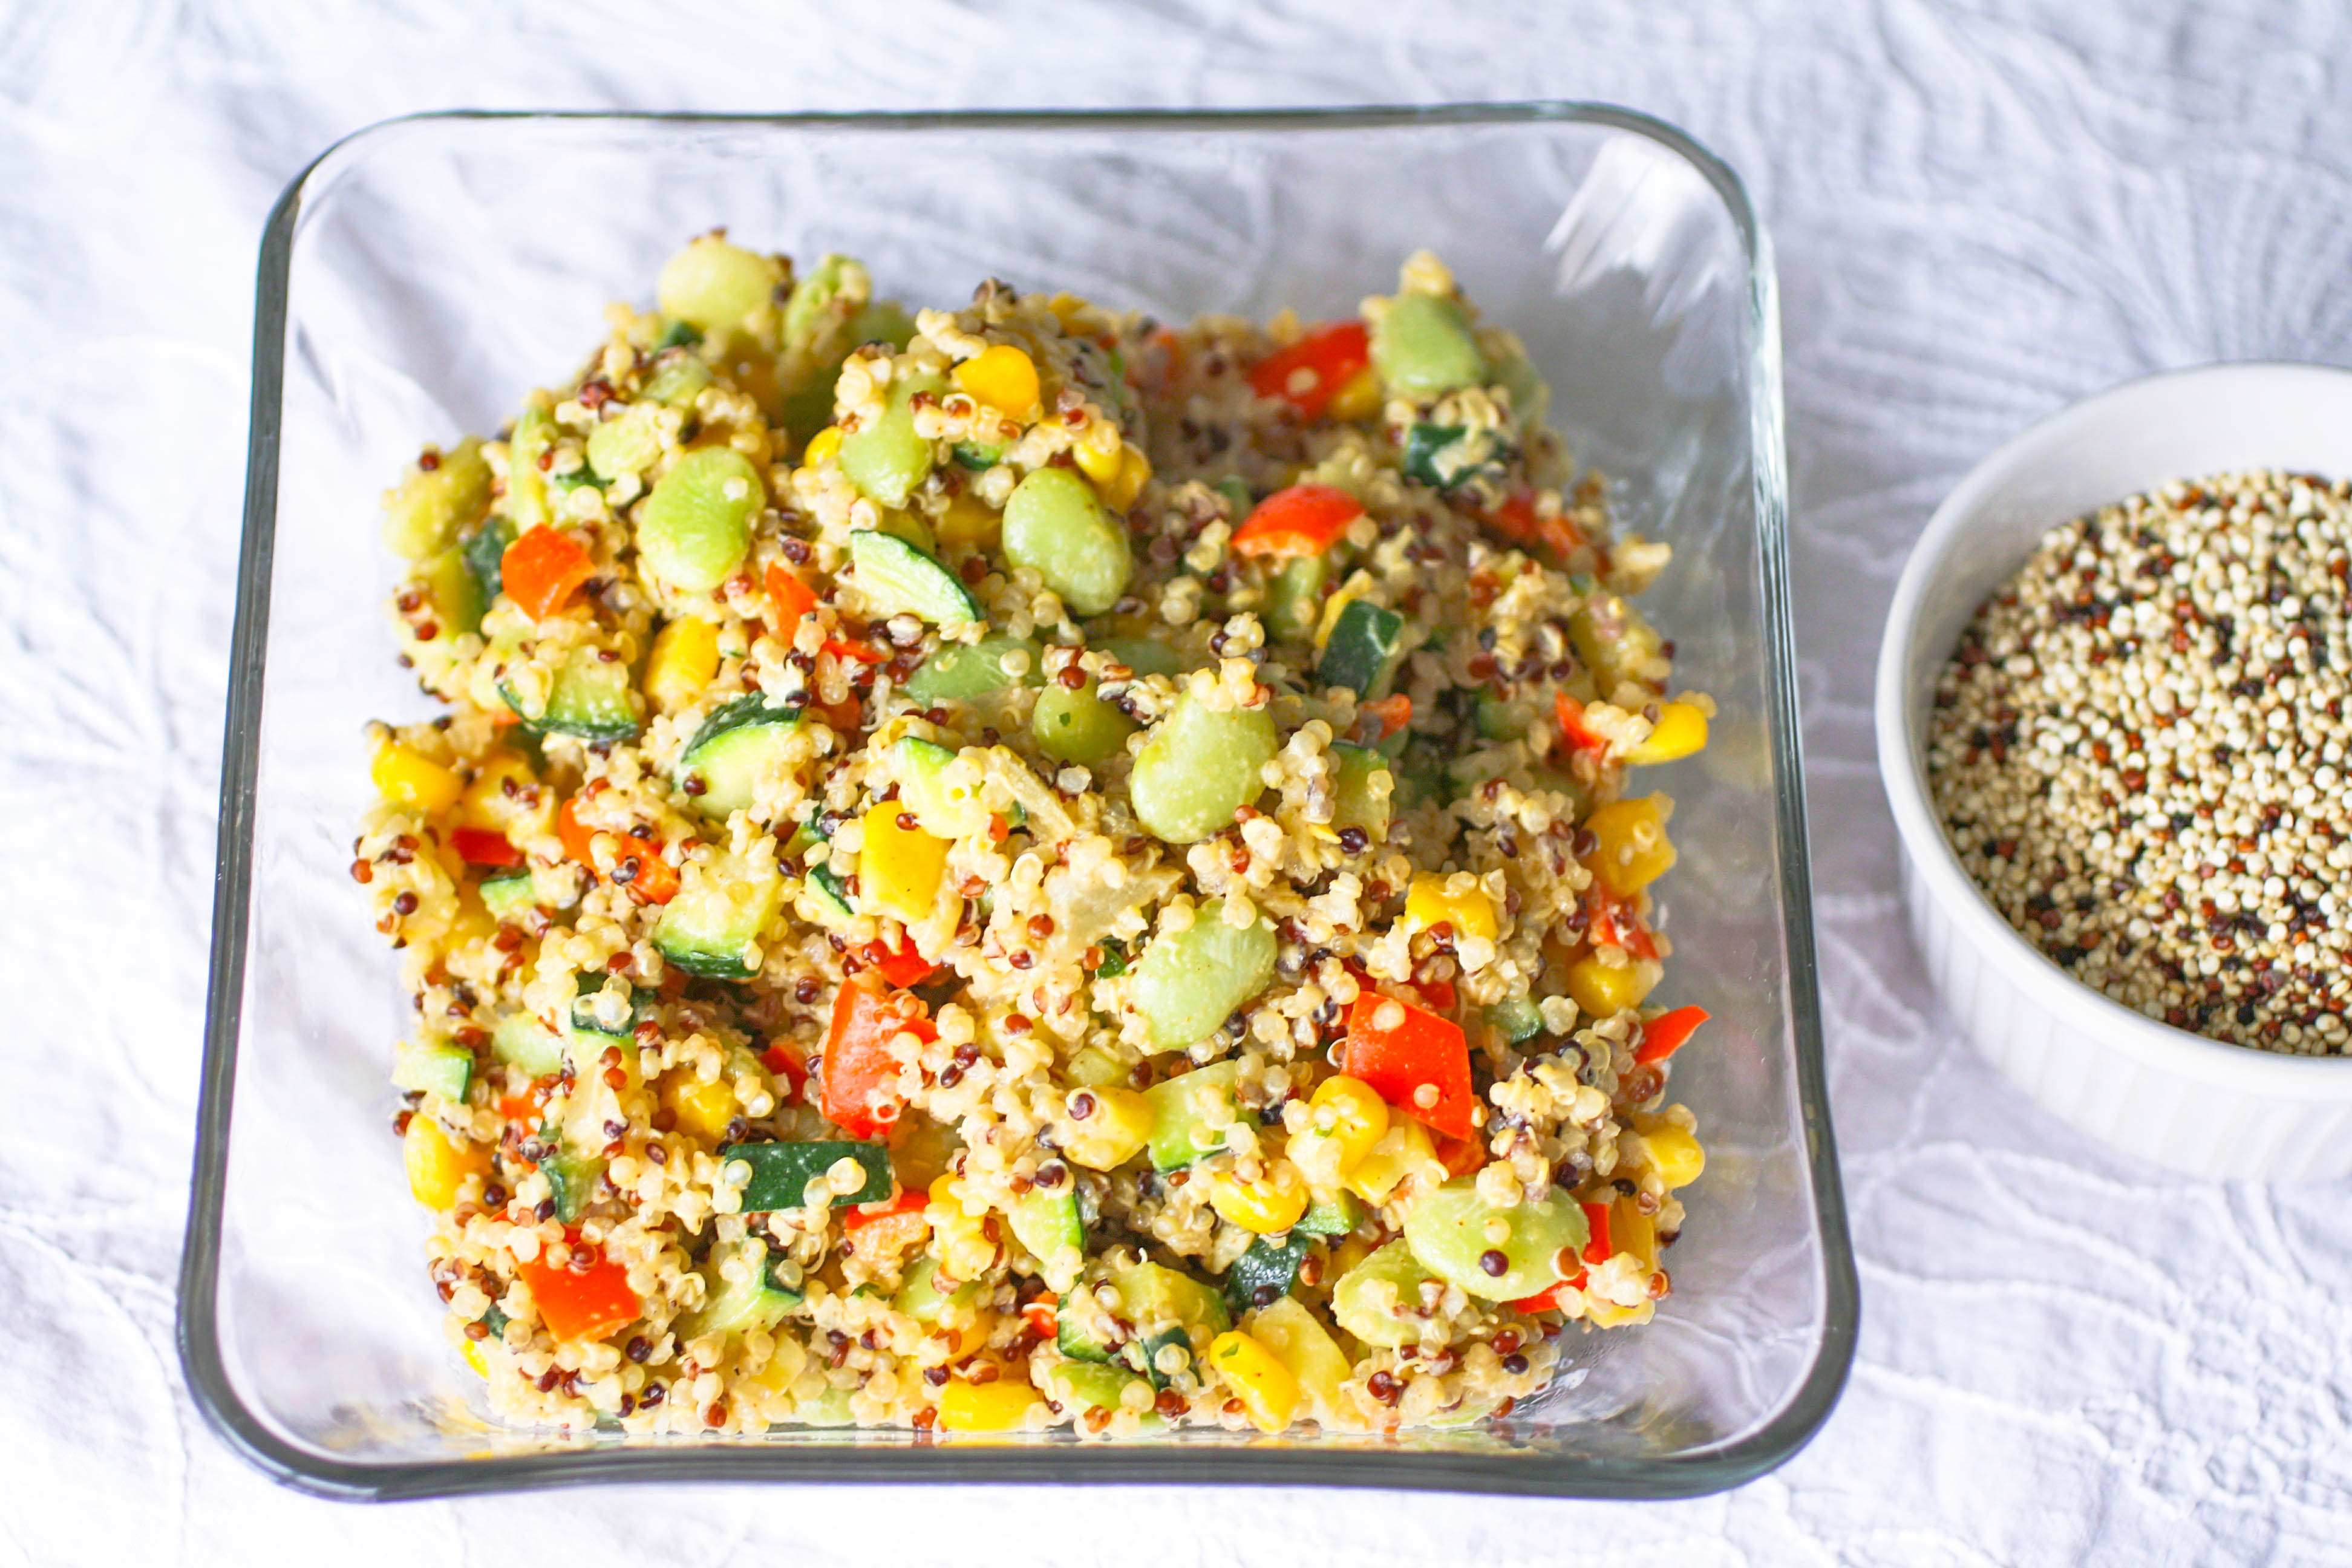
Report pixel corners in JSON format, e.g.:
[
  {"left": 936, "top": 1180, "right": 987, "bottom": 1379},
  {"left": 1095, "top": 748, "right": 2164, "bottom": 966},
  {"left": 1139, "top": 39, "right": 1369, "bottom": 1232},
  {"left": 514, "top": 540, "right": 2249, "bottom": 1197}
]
[
  {"left": 358, "top": 236, "right": 1715, "bottom": 1438},
  {"left": 1928, "top": 469, "right": 2352, "bottom": 1054}
]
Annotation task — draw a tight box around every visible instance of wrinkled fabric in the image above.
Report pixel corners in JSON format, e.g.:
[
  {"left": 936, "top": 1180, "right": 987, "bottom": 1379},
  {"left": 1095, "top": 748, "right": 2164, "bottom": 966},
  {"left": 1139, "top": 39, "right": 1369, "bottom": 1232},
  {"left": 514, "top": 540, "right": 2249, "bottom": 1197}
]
[{"left": 1, "top": 1, "right": 2348, "bottom": 1563}]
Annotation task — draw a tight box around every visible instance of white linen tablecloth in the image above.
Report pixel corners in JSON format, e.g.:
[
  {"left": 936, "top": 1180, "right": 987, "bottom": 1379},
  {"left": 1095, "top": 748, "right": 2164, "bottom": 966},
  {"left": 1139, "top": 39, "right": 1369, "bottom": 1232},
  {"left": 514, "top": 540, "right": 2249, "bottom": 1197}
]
[{"left": 4, "top": 2, "right": 2348, "bottom": 1562}]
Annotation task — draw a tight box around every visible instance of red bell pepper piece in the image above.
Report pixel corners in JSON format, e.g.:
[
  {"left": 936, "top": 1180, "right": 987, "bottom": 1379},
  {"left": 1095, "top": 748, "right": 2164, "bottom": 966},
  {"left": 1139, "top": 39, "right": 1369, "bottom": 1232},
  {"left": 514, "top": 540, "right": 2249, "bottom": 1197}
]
[
  {"left": 1506, "top": 1273, "right": 1586, "bottom": 1314},
  {"left": 500, "top": 525, "right": 596, "bottom": 621},
  {"left": 451, "top": 826, "right": 523, "bottom": 866},
  {"left": 1635, "top": 1005, "right": 1711, "bottom": 1065},
  {"left": 1230, "top": 483, "right": 1365, "bottom": 559},
  {"left": 824, "top": 635, "right": 887, "bottom": 666},
  {"left": 1581, "top": 1200, "right": 1614, "bottom": 1267},
  {"left": 860, "top": 937, "right": 935, "bottom": 988},
  {"left": 760, "top": 1039, "right": 809, "bottom": 1103},
  {"left": 1555, "top": 693, "right": 1606, "bottom": 758},
  {"left": 1357, "top": 693, "right": 1413, "bottom": 743},
  {"left": 1341, "top": 990, "right": 1477, "bottom": 1141},
  {"left": 1434, "top": 1133, "right": 1485, "bottom": 1178},
  {"left": 607, "top": 835, "right": 679, "bottom": 906},
  {"left": 515, "top": 1234, "right": 638, "bottom": 1342},
  {"left": 820, "top": 979, "right": 932, "bottom": 1139},
  {"left": 557, "top": 792, "right": 600, "bottom": 868},
  {"left": 1247, "top": 320, "right": 1370, "bottom": 420},
  {"left": 842, "top": 1189, "right": 930, "bottom": 1258},
  {"left": 766, "top": 561, "right": 820, "bottom": 627}
]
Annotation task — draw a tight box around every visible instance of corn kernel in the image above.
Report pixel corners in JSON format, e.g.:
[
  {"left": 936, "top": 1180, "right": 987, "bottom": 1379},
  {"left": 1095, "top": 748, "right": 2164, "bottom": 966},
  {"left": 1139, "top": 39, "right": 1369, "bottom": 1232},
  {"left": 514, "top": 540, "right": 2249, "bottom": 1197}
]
[
  {"left": 1209, "top": 1158, "right": 1311, "bottom": 1235},
  {"left": 1612, "top": 1195, "right": 1659, "bottom": 1273},
  {"left": 1627, "top": 702, "right": 1708, "bottom": 765},
  {"left": 461, "top": 1338, "right": 488, "bottom": 1378},
  {"left": 1344, "top": 1119, "right": 1440, "bottom": 1206},
  {"left": 1060, "top": 1084, "right": 1155, "bottom": 1171},
  {"left": 801, "top": 425, "right": 843, "bottom": 469},
  {"left": 1072, "top": 435, "right": 1123, "bottom": 489},
  {"left": 859, "top": 802, "right": 949, "bottom": 923},
  {"left": 1326, "top": 366, "right": 1383, "bottom": 422},
  {"left": 665, "top": 1073, "right": 737, "bottom": 1144},
  {"left": 953, "top": 344, "right": 1041, "bottom": 419},
  {"left": 1289, "top": 1075, "right": 1388, "bottom": 1183},
  {"left": 1045, "top": 292, "right": 1088, "bottom": 326},
  {"left": 372, "top": 740, "right": 462, "bottom": 816},
  {"left": 644, "top": 616, "right": 720, "bottom": 712},
  {"left": 1641, "top": 1123, "right": 1706, "bottom": 1190},
  {"left": 1208, "top": 1329, "right": 1300, "bottom": 1433},
  {"left": 938, "top": 1374, "right": 1045, "bottom": 1432},
  {"left": 1563, "top": 951, "right": 1658, "bottom": 1018},
  {"left": 1403, "top": 871, "right": 1500, "bottom": 942},
  {"left": 1583, "top": 795, "right": 1677, "bottom": 895},
  {"left": 1103, "top": 445, "right": 1152, "bottom": 512},
  {"left": 403, "top": 1114, "right": 484, "bottom": 1209},
  {"left": 936, "top": 492, "right": 1002, "bottom": 552}
]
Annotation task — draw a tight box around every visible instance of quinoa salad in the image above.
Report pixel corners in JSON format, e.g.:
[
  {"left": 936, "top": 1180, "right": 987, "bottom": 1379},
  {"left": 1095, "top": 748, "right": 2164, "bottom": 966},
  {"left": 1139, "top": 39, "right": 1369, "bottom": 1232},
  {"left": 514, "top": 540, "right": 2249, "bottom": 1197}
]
[
  {"left": 356, "top": 235, "right": 1716, "bottom": 1439},
  {"left": 1928, "top": 470, "right": 2352, "bottom": 1056}
]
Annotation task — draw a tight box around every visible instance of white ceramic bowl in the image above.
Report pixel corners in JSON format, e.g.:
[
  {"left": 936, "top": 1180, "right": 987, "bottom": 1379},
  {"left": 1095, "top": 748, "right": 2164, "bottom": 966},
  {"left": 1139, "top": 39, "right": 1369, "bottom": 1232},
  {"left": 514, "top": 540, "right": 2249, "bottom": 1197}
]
[{"left": 1876, "top": 362, "right": 2352, "bottom": 1181}]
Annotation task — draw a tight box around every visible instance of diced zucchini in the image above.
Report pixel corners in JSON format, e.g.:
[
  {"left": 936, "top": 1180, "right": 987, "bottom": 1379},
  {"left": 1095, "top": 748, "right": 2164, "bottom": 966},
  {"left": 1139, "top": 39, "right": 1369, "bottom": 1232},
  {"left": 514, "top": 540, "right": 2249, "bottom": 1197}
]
[
  {"left": 1031, "top": 679, "right": 1136, "bottom": 766},
  {"left": 636, "top": 447, "right": 762, "bottom": 594},
  {"left": 1475, "top": 693, "right": 1531, "bottom": 742},
  {"left": 508, "top": 406, "right": 555, "bottom": 531},
  {"left": 391, "top": 1042, "right": 472, "bottom": 1102},
  {"left": 1371, "top": 292, "right": 1487, "bottom": 400},
  {"left": 382, "top": 437, "right": 492, "bottom": 561},
  {"left": 1131, "top": 913, "right": 1276, "bottom": 1054},
  {"left": 1108, "top": 1259, "right": 1230, "bottom": 1389},
  {"left": 568, "top": 972, "right": 645, "bottom": 1045},
  {"left": 951, "top": 439, "right": 1004, "bottom": 470},
  {"left": 586, "top": 403, "right": 665, "bottom": 483},
  {"left": 1316, "top": 599, "right": 1406, "bottom": 701},
  {"left": 544, "top": 1150, "right": 603, "bottom": 1224},
  {"left": 1295, "top": 1189, "right": 1364, "bottom": 1236},
  {"left": 500, "top": 645, "right": 644, "bottom": 743},
  {"left": 1400, "top": 421, "right": 1503, "bottom": 489},
  {"left": 677, "top": 695, "right": 802, "bottom": 819},
  {"left": 1044, "top": 1359, "right": 1145, "bottom": 1415},
  {"left": 901, "top": 635, "right": 1042, "bottom": 705},
  {"left": 491, "top": 1010, "right": 567, "bottom": 1077},
  {"left": 411, "top": 544, "right": 484, "bottom": 645},
  {"left": 1143, "top": 1060, "right": 1240, "bottom": 1171},
  {"left": 848, "top": 529, "right": 983, "bottom": 630},
  {"left": 1057, "top": 1290, "right": 1115, "bottom": 1365},
  {"left": 1264, "top": 554, "right": 1328, "bottom": 642},
  {"left": 720, "top": 1139, "right": 892, "bottom": 1211},
  {"left": 1002, "top": 467, "right": 1133, "bottom": 616},
  {"left": 838, "top": 371, "right": 941, "bottom": 509},
  {"left": 1330, "top": 1238, "right": 1443, "bottom": 1349},
  {"left": 687, "top": 1237, "right": 804, "bottom": 1338},
  {"left": 1008, "top": 1186, "right": 1085, "bottom": 1266},
  {"left": 652, "top": 845, "right": 783, "bottom": 979},
  {"left": 1568, "top": 590, "right": 1665, "bottom": 685},
  {"left": 1485, "top": 995, "right": 1544, "bottom": 1044},
  {"left": 1223, "top": 1233, "right": 1310, "bottom": 1316},
  {"left": 1128, "top": 691, "right": 1278, "bottom": 844},
  {"left": 1401, "top": 1178, "right": 1586, "bottom": 1302},
  {"left": 1329, "top": 742, "right": 1392, "bottom": 837},
  {"left": 892, "top": 736, "right": 988, "bottom": 838},
  {"left": 895, "top": 1255, "right": 979, "bottom": 1326},
  {"left": 462, "top": 516, "right": 517, "bottom": 608},
  {"left": 805, "top": 858, "right": 857, "bottom": 921},
  {"left": 479, "top": 869, "right": 538, "bottom": 922}
]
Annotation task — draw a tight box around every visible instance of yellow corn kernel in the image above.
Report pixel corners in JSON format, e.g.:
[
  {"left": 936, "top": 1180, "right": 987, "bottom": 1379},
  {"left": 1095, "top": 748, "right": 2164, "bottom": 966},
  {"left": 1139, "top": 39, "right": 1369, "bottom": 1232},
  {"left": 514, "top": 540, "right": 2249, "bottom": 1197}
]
[
  {"left": 1563, "top": 951, "right": 1658, "bottom": 1018},
  {"left": 1209, "top": 1158, "right": 1311, "bottom": 1235},
  {"left": 1072, "top": 435, "right": 1123, "bottom": 489},
  {"left": 1641, "top": 1123, "right": 1706, "bottom": 1190},
  {"left": 801, "top": 425, "right": 843, "bottom": 469},
  {"left": 939, "top": 1374, "right": 1045, "bottom": 1432},
  {"left": 1612, "top": 1196, "right": 1659, "bottom": 1273},
  {"left": 859, "top": 802, "right": 949, "bottom": 923},
  {"left": 1291, "top": 1075, "right": 1389, "bottom": 1180},
  {"left": 644, "top": 616, "right": 721, "bottom": 713},
  {"left": 461, "top": 1338, "right": 488, "bottom": 1378},
  {"left": 1059, "top": 1084, "right": 1155, "bottom": 1171},
  {"left": 1583, "top": 795, "right": 1677, "bottom": 896},
  {"left": 372, "top": 740, "right": 462, "bottom": 816},
  {"left": 1327, "top": 1233, "right": 1374, "bottom": 1281},
  {"left": 1627, "top": 702, "right": 1709, "bottom": 765},
  {"left": 953, "top": 344, "right": 1042, "bottom": 419},
  {"left": 1404, "top": 871, "right": 1500, "bottom": 942},
  {"left": 1102, "top": 445, "right": 1152, "bottom": 512},
  {"left": 936, "top": 492, "right": 1002, "bottom": 552},
  {"left": 1045, "top": 292, "right": 1089, "bottom": 326},
  {"left": 1344, "top": 1119, "right": 1440, "bottom": 1206},
  {"left": 944, "top": 1312, "right": 996, "bottom": 1362},
  {"left": 1208, "top": 1329, "right": 1300, "bottom": 1433},
  {"left": 403, "top": 1114, "right": 484, "bottom": 1209},
  {"left": 1325, "top": 366, "right": 1383, "bottom": 422},
  {"left": 664, "top": 1073, "right": 738, "bottom": 1145}
]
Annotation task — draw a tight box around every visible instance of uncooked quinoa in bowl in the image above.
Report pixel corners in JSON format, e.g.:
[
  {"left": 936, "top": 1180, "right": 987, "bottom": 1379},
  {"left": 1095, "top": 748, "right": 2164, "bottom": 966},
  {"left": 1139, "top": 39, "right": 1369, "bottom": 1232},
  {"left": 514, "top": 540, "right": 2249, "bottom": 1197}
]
[
  {"left": 1926, "top": 469, "right": 2352, "bottom": 1056},
  {"left": 354, "top": 235, "right": 1716, "bottom": 1439}
]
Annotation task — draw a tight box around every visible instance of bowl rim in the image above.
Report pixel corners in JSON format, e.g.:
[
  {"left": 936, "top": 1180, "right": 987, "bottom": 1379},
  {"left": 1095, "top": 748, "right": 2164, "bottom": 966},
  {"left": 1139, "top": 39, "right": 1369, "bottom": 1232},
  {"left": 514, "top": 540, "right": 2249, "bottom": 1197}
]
[
  {"left": 180, "top": 101, "right": 1857, "bottom": 1503},
  {"left": 1875, "top": 359, "right": 2352, "bottom": 1094}
]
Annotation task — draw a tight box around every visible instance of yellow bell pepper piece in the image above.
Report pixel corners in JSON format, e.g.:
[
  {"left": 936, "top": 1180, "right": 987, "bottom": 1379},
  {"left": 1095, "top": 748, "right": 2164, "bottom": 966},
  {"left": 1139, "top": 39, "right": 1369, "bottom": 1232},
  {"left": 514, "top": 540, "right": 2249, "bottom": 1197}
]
[
  {"left": 938, "top": 1374, "right": 1045, "bottom": 1432},
  {"left": 372, "top": 740, "right": 462, "bottom": 816},
  {"left": 1287, "top": 1074, "right": 1388, "bottom": 1185},
  {"left": 952, "top": 344, "right": 1041, "bottom": 419},
  {"left": 1059, "top": 1084, "right": 1155, "bottom": 1171},
  {"left": 859, "top": 802, "right": 949, "bottom": 923},
  {"left": 664, "top": 1073, "right": 738, "bottom": 1144},
  {"left": 403, "top": 1114, "right": 485, "bottom": 1209},
  {"left": 1209, "top": 1158, "right": 1310, "bottom": 1235},
  {"left": 1325, "top": 366, "right": 1383, "bottom": 422},
  {"left": 1343, "top": 1119, "right": 1439, "bottom": 1206},
  {"left": 1641, "top": 1123, "right": 1706, "bottom": 1190},
  {"left": 936, "top": 492, "right": 1001, "bottom": 552},
  {"left": 1612, "top": 1195, "right": 1659, "bottom": 1273},
  {"left": 1563, "top": 951, "right": 1657, "bottom": 1018},
  {"left": 1403, "top": 871, "right": 1500, "bottom": 942},
  {"left": 1245, "top": 1298, "right": 1352, "bottom": 1425},
  {"left": 1209, "top": 1329, "right": 1301, "bottom": 1432},
  {"left": 461, "top": 1338, "right": 488, "bottom": 1378},
  {"left": 801, "top": 425, "right": 843, "bottom": 469},
  {"left": 644, "top": 616, "right": 720, "bottom": 712},
  {"left": 1583, "top": 795, "right": 1677, "bottom": 896},
  {"left": 1627, "top": 702, "right": 1708, "bottom": 765},
  {"left": 456, "top": 749, "right": 544, "bottom": 833},
  {"left": 1586, "top": 1298, "right": 1653, "bottom": 1328}
]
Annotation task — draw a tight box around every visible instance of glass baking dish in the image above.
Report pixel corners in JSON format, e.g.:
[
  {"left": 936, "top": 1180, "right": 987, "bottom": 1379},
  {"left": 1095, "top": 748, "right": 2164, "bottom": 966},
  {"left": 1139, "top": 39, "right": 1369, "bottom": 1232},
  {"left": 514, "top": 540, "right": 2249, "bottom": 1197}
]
[{"left": 179, "top": 104, "right": 1853, "bottom": 1500}]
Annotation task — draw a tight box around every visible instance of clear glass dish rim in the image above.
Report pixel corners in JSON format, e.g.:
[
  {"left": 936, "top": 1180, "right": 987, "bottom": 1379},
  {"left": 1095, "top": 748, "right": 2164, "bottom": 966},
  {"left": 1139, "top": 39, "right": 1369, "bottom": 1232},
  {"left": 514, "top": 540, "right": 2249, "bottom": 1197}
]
[{"left": 178, "top": 100, "right": 1856, "bottom": 1503}]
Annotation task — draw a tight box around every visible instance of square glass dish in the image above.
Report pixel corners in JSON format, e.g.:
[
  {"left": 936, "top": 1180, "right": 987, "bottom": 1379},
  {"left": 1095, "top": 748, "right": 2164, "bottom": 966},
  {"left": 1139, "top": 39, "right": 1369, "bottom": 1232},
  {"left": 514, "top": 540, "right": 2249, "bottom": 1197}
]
[{"left": 181, "top": 105, "right": 1852, "bottom": 1500}]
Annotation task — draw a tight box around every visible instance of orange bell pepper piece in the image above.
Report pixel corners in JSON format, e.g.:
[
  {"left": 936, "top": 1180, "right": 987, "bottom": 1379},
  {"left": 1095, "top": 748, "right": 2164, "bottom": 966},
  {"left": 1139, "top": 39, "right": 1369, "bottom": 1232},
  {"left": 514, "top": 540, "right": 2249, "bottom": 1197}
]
[
  {"left": 1341, "top": 990, "right": 1477, "bottom": 1141},
  {"left": 500, "top": 526, "right": 596, "bottom": 620},
  {"left": 1230, "top": 483, "right": 1364, "bottom": 559},
  {"left": 516, "top": 1235, "right": 638, "bottom": 1342},
  {"left": 1247, "top": 321, "right": 1370, "bottom": 420}
]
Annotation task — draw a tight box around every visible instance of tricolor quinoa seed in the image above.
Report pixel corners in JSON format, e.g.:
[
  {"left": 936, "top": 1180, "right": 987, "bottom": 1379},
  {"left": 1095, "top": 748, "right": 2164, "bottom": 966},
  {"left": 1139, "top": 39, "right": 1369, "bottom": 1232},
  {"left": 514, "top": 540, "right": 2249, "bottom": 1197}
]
[{"left": 358, "top": 235, "right": 1714, "bottom": 1437}]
